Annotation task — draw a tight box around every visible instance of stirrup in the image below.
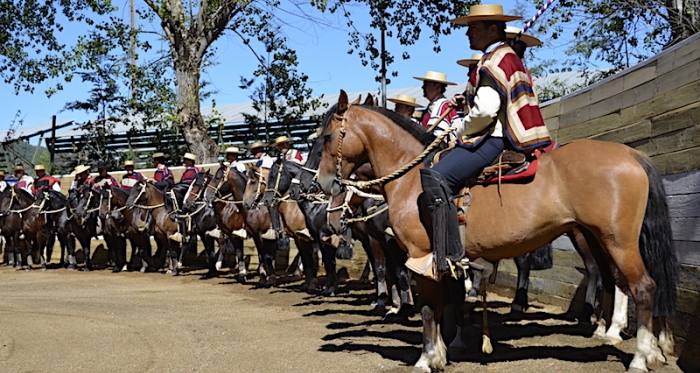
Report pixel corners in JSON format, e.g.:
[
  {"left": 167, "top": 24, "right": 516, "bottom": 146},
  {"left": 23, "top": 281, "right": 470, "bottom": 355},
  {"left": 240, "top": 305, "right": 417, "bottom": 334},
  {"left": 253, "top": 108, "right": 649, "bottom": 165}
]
[
  {"left": 169, "top": 232, "right": 183, "bottom": 243},
  {"left": 294, "top": 228, "right": 312, "bottom": 241},
  {"left": 232, "top": 228, "right": 247, "bottom": 239},
  {"left": 206, "top": 228, "right": 222, "bottom": 239},
  {"left": 261, "top": 229, "right": 278, "bottom": 240},
  {"left": 384, "top": 227, "right": 395, "bottom": 237}
]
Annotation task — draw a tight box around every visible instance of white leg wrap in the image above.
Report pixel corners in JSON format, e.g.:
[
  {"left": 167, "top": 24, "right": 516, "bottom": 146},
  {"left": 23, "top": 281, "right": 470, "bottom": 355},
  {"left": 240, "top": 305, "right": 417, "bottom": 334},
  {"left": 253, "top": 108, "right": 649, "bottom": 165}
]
[
  {"left": 606, "top": 286, "right": 628, "bottom": 344},
  {"left": 629, "top": 326, "right": 653, "bottom": 372}
]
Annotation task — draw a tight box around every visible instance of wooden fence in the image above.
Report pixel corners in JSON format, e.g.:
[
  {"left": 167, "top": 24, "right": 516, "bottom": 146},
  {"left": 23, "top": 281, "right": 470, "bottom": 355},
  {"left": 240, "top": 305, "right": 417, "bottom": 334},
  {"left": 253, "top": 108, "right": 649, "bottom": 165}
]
[{"left": 490, "top": 32, "right": 700, "bottom": 368}]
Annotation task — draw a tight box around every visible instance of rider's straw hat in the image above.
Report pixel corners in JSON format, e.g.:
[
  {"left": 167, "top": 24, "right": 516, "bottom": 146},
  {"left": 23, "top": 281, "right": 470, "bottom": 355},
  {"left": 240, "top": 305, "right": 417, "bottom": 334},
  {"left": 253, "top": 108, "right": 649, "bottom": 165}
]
[
  {"left": 249, "top": 141, "right": 266, "bottom": 150},
  {"left": 413, "top": 71, "right": 456, "bottom": 86},
  {"left": 72, "top": 165, "right": 91, "bottom": 175},
  {"left": 34, "top": 164, "right": 46, "bottom": 171},
  {"left": 450, "top": 4, "right": 522, "bottom": 25},
  {"left": 14, "top": 165, "right": 25, "bottom": 172},
  {"left": 505, "top": 26, "right": 542, "bottom": 47},
  {"left": 0, "top": 171, "right": 5, "bottom": 177},
  {"left": 123, "top": 160, "right": 135, "bottom": 167},
  {"left": 457, "top": 54, "right": 484, "bottom": 68},
  {"left": 152, "top": 152, "right": 168, "bottom": 160},
  {"left": 272, "top": 136, "right": 292, "bottom": 146},
  {"left": 387, "top": 94, "right": 424, "bottom": 108},
  {"left": 183, "top": 152, "right": 196, "bottom": 161},
  {"left": 224, "top": 146, "right": 245, "bottom": 154}
]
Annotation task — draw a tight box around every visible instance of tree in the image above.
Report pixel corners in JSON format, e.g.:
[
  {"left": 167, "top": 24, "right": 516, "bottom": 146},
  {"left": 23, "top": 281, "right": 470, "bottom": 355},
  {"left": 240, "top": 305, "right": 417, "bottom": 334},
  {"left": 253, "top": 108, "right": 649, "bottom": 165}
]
[
  {"left": 314, "top": 0, "right": 472, "bottom": 84},
  {"left": 535, "top": 0, "right": 700, "bottom": 75}
]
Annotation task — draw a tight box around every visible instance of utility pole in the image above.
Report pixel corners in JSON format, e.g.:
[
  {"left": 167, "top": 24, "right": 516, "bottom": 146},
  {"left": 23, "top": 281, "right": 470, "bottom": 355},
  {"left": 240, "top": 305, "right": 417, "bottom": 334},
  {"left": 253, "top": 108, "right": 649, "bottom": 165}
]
[
  {"left": 380, "top": 28, "right": 387, "bottom": 108},
  {"left": 49, "top": 115, "right": 56, "bottom": 174},
  {"left": 130, "top": 0, "right": 137, "bottom": 100}
]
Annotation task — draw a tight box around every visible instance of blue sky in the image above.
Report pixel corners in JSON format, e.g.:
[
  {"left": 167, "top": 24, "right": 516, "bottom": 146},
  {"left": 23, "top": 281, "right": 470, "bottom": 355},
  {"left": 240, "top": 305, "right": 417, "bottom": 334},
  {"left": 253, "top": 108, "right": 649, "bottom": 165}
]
[{"left": 1, "top": 0, "right": 581, "bottom": 132}]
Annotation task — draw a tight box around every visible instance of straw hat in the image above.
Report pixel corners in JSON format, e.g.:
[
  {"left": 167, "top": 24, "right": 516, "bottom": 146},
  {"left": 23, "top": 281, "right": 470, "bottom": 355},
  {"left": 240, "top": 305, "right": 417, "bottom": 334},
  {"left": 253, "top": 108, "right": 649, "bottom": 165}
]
[
  {"left": 72, "top": 165, "right": 91, "bottom": 175},
  {"left": 387, "top": 94, "right": 424, "bottom": 108},
  {"left": 183, "top": 152, "right": 196, "bottom": 161},
  {"left": 505, "top": 26, "right": 542, "bottom": 47},
  {"left": 0, "top": 171, "right": 5, "bottom": 177},
  {"left": 451, "top": 4, "right": 522, "bottom": 25},
  {"left": 249, "top": 141, "right": 266, "bottom": 150},
  {"left": 123, "top": 160, "right": 135, "bottom": 167},
  {"left": 413, "top": 71, "right": 457, "bottom": 86},
  {"left": 457, "top": 53, "right": 484, "bottom": 68},
  {"left": 224, "top": 146, "right": 245, "bottom": 154},
  {"left": 272, "top": 135, "right": 292, "bottom": 146},
  {"left": 34, "top": 164, "right": 46, "bottom": 171},
  {"left": 14, "top": 165, "right": 25, "bottom": 172},
  {"left": 152, "top": 152, "right": 168, "bottom": 160}
]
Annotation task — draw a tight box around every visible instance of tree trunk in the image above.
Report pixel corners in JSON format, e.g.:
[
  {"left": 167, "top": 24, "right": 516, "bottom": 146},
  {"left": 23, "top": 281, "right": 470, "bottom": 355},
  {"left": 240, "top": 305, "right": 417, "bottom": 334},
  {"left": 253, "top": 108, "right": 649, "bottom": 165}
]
[
  {"left": 665, "top": 0, "right": 700, "bottom": 48},
  {"left": 174, "top": 62, "right": 219, "bottom": 163}
]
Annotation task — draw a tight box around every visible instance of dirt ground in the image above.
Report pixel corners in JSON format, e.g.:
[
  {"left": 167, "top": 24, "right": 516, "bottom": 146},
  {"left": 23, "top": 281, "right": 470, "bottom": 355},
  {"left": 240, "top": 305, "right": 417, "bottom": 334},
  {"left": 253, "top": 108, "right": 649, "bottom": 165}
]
[{"left": 0, "top": 263, "right": 688, "bottom": 373}]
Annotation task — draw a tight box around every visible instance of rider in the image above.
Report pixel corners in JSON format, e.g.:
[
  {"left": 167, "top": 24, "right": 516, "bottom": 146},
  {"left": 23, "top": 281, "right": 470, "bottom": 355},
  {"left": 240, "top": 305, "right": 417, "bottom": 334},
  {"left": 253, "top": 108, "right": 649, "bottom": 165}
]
[
  {"left": 179, "top": 153, "right": 199, "bottom": 185},
  {"left": 148, "top": 152, "right": 174, "bottom": 189},
  {"left": 456, "top": 53, "right": 483, "bottom": 109},
  {"left": 419, "top": 4, "right": 552, "bottom": 273},
  {"left": 93, "top": 162, "right": 118, "bottom": 189},
  {"left": 32, "top": 165, "right": 62, "bottom": 194},
  {"left": 388, "top": 94, "right": 424, "bottom": 120},
  {"left": 120, "top": 160, "right": 144, "bottom": 192},
  {"left": 13, "top": 165, "right": 34, "bottom": 194},
  {"left": 273, "top": 136, "right": 304, "bottom": 164},
  {"left": 414, "top": 71, "right": 460, "bottom": 142},
  {"left": 0, "top": 171, "right": 6, "bottom": 192},
  {"left": 224, "top": 146, "right": 247, "bottom": 173},
  {"left": 70, "top": 165, "right": 94, "bottom": 190}
]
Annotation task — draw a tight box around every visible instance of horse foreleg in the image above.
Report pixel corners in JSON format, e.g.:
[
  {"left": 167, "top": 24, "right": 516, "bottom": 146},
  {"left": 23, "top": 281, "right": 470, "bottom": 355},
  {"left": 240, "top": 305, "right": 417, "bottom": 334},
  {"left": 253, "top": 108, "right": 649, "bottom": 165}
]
[
  {"left": 414, "top": 275, "right": 446, "bottom": 373},
  {"left": 232, "top": 237, "right": 247, "bottom": 283},
  {"left": 320, "top": 242, "right": 338, "bottom": 296},
  {"left": 477, "top": 259, "right": 495, "bottom": 354},
  {"left": 298, "top": 240, "right": 317, "bottom": 293}
]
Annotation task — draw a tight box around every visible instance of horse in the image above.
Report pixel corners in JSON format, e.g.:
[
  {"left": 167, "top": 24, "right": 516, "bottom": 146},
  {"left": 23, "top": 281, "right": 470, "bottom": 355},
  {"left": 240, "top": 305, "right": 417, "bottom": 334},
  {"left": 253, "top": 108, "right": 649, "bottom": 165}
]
[
  {"left": 0, "top": 186, "right": 47, "bottom": 270},
  {"left": 66, "top": 186, "right": 100, "bottom": 271},
  {"left": 181, "top": 171, "right": 225, "bottom": 278},
  {"left": 201, "top": 165, "right": 248, "bottom": 283},
  {"left": 202, "top": 165, "right": 277, "bottom": 288},
  {"left": 245, "top": 160, "right": 320, "bottom": 292},
  {"left": 310, "top": 91, "right": 678, "bottom": 373},
  {"left": 324, "top": 162, "right": 415, "bottom": 316},
  {"left": 35, "top": 189, "right": 73, "bottom": 268},
  {"left": 126, "top": 181, "right": 183, "bottom": 275}
]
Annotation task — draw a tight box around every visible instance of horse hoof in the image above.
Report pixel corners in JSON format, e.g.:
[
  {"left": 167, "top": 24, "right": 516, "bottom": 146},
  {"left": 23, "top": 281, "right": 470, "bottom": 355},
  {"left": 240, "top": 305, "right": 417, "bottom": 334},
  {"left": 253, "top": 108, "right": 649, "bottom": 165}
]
[
  {"left": 67, "top": 265, "right": 76, "bottom": 271},
  {"left": 41, "top": 267, "right": 47, "bottom": 272},
  {"left": 372, "top": 305, "right": 388, "bottom": 317},
  {"left": 254, "top": 281, "right": 265, "bottom": 289},
  {"left": 322, "top": 288, "right": 336, "bottom": 297},
  {"left": 235, "top": 275, "right": 246, "bottom": 284},
  {"left": 140, "top": 267, "right": 147, "bottom": 274},
  {"left": 83, "top": 268, "right": 90, "bottom": 273}
]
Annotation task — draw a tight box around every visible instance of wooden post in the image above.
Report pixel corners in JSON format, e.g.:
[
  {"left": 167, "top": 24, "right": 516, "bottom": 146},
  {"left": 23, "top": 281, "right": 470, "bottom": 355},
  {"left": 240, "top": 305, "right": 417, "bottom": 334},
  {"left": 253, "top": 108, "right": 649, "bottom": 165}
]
[{"left": 49, "top": 115, "right": 56, "bottom": 174}]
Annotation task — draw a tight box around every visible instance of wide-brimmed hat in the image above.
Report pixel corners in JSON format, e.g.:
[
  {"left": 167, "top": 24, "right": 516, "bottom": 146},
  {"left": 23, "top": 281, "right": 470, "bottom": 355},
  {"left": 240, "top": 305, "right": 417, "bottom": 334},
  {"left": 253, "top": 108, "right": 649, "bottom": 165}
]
[
  {"left": 14, "top": 165, "right": 25, "bottom": 172},
  {"left": 0, "top": 171, "right": 5, "bottom": 177},
  {"left": 34, "top": 164, "right": 46, "bottom": 171},
  {"left": 505, "top": 26, "right": 542, "bottom": 47},
  {"left": 183, "top": 152, "right": 196, "bottom": 161},
  {"left": 72, "top": 165, "right": 91, "bottom": 175},
  {"left": 152, "top": 152, "right": 168, "bottom": 160},
  {"left": 224, "top": 146, "right": 245, "bottom": 154},
  {"left": 249, "top": 141, "right": 266, "bottom": 150},
  {"left": 272, "top": 136, "right": 292, "bottom": 146},
  {"left": 96, "top": 161, "right": 110, "bottom": 169},
  {"left": 123, "top": 160, "right": 135, "bottom": 167},
  {"left": 413, "top": 71, "right": 457, "bottom": 86},
  {"left": 451, "top": 4, "right": 522, "bottom": 25},
  {"left": 457, "top": 53, "right": 484, "bottom": 68},
  {"left": 387, "top": 94, "right": 424, "bottom": 108}
]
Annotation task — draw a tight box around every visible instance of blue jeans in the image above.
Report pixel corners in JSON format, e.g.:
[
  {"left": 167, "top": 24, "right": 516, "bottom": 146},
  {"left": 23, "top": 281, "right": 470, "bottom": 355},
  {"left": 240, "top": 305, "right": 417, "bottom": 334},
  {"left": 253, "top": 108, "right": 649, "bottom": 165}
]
[{"left": 431, "top": 137, "right": 506, "bottom": 191}]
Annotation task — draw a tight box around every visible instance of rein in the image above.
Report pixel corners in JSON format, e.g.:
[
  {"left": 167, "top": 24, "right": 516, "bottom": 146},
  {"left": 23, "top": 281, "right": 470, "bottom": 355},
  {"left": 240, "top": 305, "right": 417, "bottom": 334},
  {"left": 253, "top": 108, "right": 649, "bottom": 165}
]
[
  {"left": 130, "top": 183, "right": 165, "bottom": 210},
  {"left": 2, "top": 188, "right": 44, "bottom": 216},
  {"left": 209, "top": 168, "right": 244, "bottom": 205},
  {"left": 333, "top": 106, "right": 455, "bottom": 190}
]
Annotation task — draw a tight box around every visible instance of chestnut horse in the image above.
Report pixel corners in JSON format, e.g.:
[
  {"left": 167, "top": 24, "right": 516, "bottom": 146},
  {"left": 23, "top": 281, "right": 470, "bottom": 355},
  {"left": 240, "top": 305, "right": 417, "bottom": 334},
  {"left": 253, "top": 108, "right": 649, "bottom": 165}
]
[{"left": 311, "top": 91, "right": 678, "bottom": 373}]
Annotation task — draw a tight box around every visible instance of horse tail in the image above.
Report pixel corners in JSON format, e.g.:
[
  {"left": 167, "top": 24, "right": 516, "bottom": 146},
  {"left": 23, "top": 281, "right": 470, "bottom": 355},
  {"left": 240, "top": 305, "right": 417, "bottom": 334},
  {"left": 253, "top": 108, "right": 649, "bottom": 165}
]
[{"left": 634, "top": 152, "right": 679, "bottom": 317}]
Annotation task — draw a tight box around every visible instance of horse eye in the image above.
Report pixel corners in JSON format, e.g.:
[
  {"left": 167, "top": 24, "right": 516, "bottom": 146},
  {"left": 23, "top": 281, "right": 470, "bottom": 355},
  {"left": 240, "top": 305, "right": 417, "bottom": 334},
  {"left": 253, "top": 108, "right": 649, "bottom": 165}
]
[{"left": 324, "top": 134, "right": 332, "bottom": 143}]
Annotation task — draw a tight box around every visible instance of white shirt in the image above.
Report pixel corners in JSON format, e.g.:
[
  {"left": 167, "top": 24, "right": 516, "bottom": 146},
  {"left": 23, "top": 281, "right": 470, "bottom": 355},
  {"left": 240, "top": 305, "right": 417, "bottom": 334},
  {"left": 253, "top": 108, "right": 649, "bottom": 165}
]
[
  {"left": 455, "top": 41, "right": 505, "bottom": 139},
  {"left": 0, "top": 181, "right": 6, "bottom": 193},
  {"left": 15, "top": 174, "right": 34, "bottom": 195},
  {"left": 227, "top": 160, "right": 247, "bottom": 173}
]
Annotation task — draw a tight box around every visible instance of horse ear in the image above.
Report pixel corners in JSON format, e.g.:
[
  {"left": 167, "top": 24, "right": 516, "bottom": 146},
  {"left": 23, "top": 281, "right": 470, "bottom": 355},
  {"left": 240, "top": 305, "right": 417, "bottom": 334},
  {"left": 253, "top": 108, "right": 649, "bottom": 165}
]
[
  {"left": 337, "top": 90, "right": 348, "bottom": 114},
  {"left": 350, "top": 95, "right": 361, "bottom": 105},
  {"left": 374, "top": 97, "right": 378, "bottom": 107},
  {"left": 363, "top": 93, "right": 374, "bottom": 106}
]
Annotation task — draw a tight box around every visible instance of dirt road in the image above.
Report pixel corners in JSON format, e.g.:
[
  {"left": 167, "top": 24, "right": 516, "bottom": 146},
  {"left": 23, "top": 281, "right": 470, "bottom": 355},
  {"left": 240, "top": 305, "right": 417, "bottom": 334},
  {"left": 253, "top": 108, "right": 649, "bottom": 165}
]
[{"left": 0, "top": 266, "right": 686, "bottom": 373}]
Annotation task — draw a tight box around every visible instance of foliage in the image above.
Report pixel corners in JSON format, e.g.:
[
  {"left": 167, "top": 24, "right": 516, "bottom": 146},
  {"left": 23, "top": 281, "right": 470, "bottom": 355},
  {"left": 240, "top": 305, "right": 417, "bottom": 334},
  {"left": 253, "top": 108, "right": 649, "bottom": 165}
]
[
  {"left": 313, "top": 0, "right": 472, "bottom": 83},
  {"left": 534, "top": 0, "right": 700, "bottom": 75},
  {"left": 238, "top": 23, "right": 325, "bottom": 148},
  {"left": 0, "top": 0, "right": 116, "bottom": 95}
]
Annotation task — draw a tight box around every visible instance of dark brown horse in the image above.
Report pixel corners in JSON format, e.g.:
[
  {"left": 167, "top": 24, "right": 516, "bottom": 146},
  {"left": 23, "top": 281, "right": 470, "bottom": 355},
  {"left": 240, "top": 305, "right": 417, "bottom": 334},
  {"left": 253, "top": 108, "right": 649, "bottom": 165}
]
[
  {"left": 0, "top": 186, "right": 47, "bottom": 270},
  {"left": 126, "top": 181, "right": 182, "bottom": 275},
  {"left": 312, "top": 92, "right": 678, "bottom": 373},
  {"left": 202, "top": 165, "right": 277, "bottom": 288},
  {"left": 36, "top": 189, "right": 73, "bottom": 268},
  {"left": 67, "top": 186, "right": 99, "bottom": 271},
  {"left": 201, "top": 166, "right": 248, "bottom": 283}
]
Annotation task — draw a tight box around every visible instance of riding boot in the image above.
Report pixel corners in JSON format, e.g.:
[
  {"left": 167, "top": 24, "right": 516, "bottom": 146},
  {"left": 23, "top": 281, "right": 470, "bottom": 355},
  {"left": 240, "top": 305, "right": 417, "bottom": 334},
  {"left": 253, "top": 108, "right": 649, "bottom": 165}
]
[
  {"left": 269, "top": 208, "right": 288, "bottom": 251},
  {"left": 420, "top": 168, "right": 464, "bottom": 274}
]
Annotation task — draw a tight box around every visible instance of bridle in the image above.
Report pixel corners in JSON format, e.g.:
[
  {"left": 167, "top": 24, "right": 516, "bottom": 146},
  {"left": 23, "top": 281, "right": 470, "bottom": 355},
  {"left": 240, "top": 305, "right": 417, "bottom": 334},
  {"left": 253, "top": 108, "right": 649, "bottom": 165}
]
[{"left": 128, "top": 182, "right": 164, "bottom": 210}]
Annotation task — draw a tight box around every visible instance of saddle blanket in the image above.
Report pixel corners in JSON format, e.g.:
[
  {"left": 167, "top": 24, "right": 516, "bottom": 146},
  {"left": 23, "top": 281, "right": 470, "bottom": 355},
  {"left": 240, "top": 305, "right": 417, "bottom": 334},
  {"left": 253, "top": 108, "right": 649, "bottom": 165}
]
[{"left": 478, "top": 141, "right": 559, "bottom": 185}]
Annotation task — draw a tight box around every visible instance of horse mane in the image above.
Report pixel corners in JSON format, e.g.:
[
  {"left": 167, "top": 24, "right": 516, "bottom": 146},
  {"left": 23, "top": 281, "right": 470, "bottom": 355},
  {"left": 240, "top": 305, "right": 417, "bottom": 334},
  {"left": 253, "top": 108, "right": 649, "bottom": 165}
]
[
  {"left": 49, "top": 189, "right": 67, "bottom": 201},
  {"left": 358, "top": 105, "right": 436, "bottom": 145},
  {"left": 14, "top": 187, "right": 35, "bottom": 202}
]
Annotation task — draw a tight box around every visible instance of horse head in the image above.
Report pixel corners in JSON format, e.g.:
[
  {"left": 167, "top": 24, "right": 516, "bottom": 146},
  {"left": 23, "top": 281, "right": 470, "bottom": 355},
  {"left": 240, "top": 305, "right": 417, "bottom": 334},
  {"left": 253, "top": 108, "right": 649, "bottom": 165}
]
[
  {"left": 184, "top": 170, "right": 209, "bottom": 210},
  {"left": 203, "top": 166, "right": 227, "bottom": 203},
  {"left": 243, "top": 167, "right": 266, "bottom": 209},
  {"left": 125, "top": 180, "right": 148, "bottom": 209}
]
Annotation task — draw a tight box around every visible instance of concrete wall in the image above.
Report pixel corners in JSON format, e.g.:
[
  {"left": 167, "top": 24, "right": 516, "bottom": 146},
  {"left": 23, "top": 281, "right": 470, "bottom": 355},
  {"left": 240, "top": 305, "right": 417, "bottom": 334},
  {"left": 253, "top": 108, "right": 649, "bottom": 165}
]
[{"left": 490, "top": 32, "right": 700, "bottom": 367}]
